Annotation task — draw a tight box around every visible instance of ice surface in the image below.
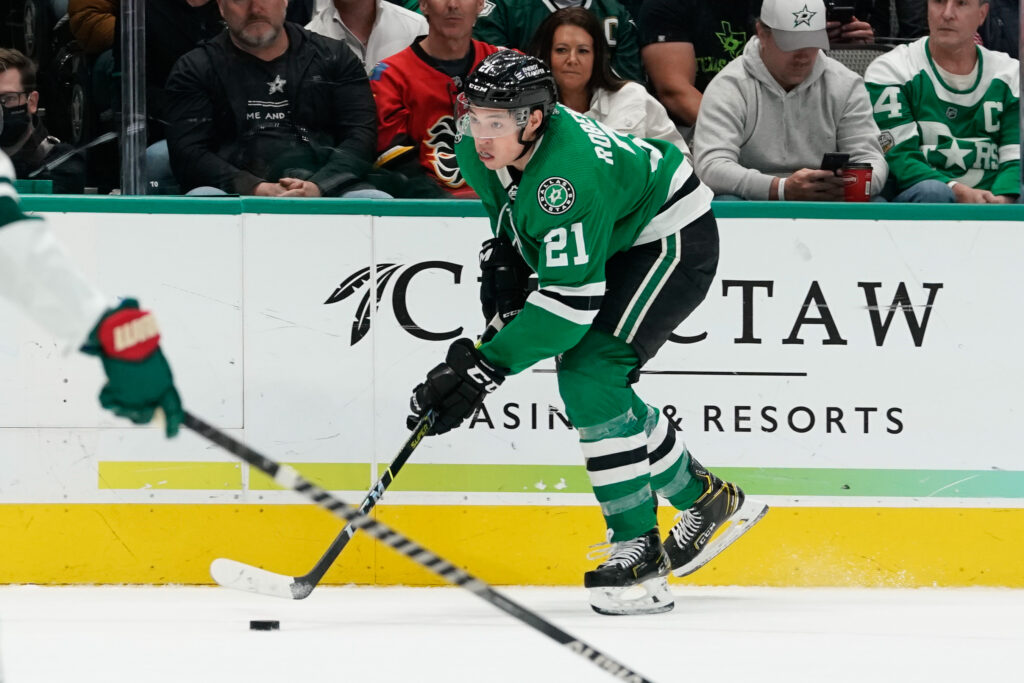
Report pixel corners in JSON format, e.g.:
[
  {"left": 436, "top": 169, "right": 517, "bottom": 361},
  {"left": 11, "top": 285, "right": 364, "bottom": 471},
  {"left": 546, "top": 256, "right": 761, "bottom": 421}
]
[{"left": 0, "top": 584, "right": 1020, "bottom": 682}]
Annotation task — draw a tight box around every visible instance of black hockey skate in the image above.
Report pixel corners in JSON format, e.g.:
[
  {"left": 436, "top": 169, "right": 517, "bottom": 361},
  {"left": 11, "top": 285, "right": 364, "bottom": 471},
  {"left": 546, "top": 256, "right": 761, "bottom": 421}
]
[
  {"left": 584, "top": 528, "right": 674, "bottom": 616},
  {"left": 664, "top": 467, "right": 769, "bottom": 577}
]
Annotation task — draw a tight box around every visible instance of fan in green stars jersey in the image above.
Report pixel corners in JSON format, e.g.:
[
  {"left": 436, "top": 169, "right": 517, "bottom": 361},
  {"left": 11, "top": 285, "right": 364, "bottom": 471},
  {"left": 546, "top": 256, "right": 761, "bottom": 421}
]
[
  {"left": 406, "top": 51, "right": 768, "bottom": 616},
  {"left": 864, "top": 0, "right": 1020, "bottom": 203}
]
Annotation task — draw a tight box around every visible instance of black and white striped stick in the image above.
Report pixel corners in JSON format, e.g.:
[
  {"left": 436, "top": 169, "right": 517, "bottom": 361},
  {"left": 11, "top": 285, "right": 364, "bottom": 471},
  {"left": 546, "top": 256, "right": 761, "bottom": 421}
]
[{"left": 183, "top": 411, "right": 655, "bottom": 683}]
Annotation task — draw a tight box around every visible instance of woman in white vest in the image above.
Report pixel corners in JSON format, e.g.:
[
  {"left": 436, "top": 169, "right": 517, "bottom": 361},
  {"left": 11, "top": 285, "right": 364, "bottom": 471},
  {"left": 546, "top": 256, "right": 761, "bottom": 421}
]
[{"left": 529, "top": 7, "right": 691, "bottom": 162}]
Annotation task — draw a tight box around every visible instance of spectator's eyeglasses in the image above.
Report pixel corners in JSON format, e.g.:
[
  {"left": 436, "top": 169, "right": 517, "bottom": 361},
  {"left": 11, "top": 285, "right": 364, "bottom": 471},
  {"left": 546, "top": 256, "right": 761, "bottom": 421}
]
[{"left": 0, "top": 92, "right": 27, "bottom": 108}]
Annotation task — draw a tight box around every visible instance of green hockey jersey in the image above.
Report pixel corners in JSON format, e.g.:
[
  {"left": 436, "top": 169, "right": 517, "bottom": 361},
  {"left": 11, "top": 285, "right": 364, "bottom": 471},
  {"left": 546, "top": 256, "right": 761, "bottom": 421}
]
[
  {"left": 864, "top": 37, "right": 1020, "bottom": 194},
  {"left": 457, "top": 105, "right": 712, "bottom": 374},
  {"left": 472, "top": 0, "right": 643, "bottom": 82}
]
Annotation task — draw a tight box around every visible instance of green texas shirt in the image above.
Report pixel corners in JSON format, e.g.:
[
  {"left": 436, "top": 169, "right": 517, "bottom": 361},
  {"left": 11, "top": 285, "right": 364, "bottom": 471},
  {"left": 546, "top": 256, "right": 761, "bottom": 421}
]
[
  {"left": 472, "top": 0, "right": 643, "bottom": 82},
  {"left": 865, "top": 37, "right": 1020, "bottom": 194},
  {"left": 456, "top": 104, "right": 712, "bottom": 374}
]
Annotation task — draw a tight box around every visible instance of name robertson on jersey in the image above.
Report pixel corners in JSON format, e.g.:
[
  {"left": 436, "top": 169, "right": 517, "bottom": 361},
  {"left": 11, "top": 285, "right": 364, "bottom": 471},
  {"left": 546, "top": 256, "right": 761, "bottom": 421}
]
[{"left": 567, "top": 109, "right": 616, "bottom": 165}]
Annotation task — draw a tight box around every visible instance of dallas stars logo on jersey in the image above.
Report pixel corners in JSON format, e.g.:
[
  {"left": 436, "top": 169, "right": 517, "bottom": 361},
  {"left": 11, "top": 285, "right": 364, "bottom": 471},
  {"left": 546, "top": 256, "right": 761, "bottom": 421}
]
[{"left": 537, "top": 177, "right": 575, "bottom": 214}]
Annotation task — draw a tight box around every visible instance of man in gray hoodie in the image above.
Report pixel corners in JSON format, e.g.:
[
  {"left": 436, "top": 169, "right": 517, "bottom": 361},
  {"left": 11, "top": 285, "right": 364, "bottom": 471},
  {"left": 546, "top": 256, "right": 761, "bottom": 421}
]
[{"left": 693, "top": 0, "right": 887, "bottom": 201}]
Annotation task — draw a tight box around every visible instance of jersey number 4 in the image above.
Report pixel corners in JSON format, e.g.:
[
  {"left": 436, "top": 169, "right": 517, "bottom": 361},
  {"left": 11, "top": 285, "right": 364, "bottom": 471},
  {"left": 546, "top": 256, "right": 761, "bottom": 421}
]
[
  {"left": 873, "top": 86, "right": 903, "bottom": 119},
  {"left": 545, "top": 223, "right": 589, "bottom": 267}
]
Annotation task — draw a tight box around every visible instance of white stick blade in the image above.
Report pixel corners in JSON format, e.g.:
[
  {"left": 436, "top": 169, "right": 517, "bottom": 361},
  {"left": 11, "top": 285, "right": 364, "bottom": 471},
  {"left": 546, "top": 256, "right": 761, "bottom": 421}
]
[{"left": 210, "top": 558, "right": 298, "bottom": 599}]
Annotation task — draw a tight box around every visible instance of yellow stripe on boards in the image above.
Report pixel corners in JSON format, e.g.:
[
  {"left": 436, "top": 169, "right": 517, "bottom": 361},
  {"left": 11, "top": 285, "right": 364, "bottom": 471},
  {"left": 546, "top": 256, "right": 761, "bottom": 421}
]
[
  {"left": 0, "top": 504, "right": 1021, "bottom": 586},
  {"left": 97, "top": 462, "right": 243, "bottom": 490},
  {"left": 0, "top": 504, "right": 376, "bottom": 585}
]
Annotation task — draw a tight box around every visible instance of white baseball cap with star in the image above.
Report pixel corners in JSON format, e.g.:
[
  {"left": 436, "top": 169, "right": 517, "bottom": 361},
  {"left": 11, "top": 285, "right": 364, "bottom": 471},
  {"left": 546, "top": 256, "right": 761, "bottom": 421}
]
[{"left": 760, "top": 0, "right": 830, "bottom": 51}]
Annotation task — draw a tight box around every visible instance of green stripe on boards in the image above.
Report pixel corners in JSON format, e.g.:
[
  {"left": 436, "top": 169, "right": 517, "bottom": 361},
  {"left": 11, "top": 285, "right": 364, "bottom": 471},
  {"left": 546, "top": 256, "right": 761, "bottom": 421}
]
[
  {"left": 14, "top": 195, "right": 1024, "bottom": 221},
  {"left": 713, "top": 466, "right": 1024, "bottom": 499},
  {"left": 94, "top": 461, "right": 1024, "bottom": 499}
]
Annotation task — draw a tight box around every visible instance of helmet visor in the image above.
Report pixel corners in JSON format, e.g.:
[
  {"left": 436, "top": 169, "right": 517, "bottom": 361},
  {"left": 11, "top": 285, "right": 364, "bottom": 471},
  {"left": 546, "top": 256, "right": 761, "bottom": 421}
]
[{"left": 455, "top": 93, "right": 526, "bottom": 140}]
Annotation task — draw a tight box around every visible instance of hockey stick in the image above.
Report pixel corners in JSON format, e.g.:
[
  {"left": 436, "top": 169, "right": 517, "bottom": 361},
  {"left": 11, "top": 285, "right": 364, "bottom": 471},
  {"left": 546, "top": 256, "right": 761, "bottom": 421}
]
[
  {"left": 209, "top": 411, "right": 434, "bottom": 599},
  {"left": 183, "top": 411, "right": 656, "bottom": 683}
]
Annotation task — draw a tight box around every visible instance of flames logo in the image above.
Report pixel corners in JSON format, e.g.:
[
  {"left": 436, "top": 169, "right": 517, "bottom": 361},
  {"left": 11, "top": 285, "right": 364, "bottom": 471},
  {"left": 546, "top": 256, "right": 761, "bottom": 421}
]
[{"left": 424, "top": 115, "right": 465, "bottom": 189}]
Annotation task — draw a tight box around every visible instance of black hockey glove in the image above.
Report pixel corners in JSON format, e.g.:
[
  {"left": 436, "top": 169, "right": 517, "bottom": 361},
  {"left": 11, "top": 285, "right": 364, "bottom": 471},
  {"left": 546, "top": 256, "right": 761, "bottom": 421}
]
[
  {"left": 479, "top": 235, "right": 531, "bottom": 343},
  {"left": 407, "top": 338, "right": 507, "bottom": 435}
]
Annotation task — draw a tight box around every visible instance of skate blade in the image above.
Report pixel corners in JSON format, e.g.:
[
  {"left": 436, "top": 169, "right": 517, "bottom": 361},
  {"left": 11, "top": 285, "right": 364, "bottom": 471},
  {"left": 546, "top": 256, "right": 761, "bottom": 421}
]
[
  {"left": 588, "top": 576, "right": 675, "bottom": 616},
  {"left": 672, "top": 497, "right": 769, "bottom": 577}
]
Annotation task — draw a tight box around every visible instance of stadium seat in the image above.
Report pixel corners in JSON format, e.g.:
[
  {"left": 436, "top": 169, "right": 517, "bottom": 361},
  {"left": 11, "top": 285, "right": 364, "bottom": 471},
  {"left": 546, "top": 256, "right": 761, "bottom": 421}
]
[{"left": 826, "top": 43, "right": 893, "bottom": 77}]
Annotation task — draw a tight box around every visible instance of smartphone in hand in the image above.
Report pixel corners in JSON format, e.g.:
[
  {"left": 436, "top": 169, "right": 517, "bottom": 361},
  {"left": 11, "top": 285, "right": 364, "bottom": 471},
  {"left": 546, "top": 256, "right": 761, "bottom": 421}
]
[
  {"left": 820, "top": 153, "right": 851, "bottom": 175},
  {"left": 825, "top": 1, "right": 856, "bottom": 24}
]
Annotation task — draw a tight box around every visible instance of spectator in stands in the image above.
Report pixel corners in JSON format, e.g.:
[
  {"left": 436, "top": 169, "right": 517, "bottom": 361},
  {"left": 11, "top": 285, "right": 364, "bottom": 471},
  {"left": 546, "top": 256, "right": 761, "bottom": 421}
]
[
  {"left": 693, "top": 0, "right": 887, "bottom": 200},
  {"left": 870, "top": 0, "right": 928, "bottom": 41},
  {"left": 68, "top": 0, "right": 117, "bottom": 55},
  {"left": 824, "top": 1, "right": 877, "bottom": 45},
  {"left": 306, "top": 0, "right": 426, "bottom": 73},
  {"left": 113, "top": 0, "right": 225, "bottom": 193},
  {"left": 68, "top": 0, "right": 118, "bottom": 127},
  {"left": 639, "top": 0, "right": 760, "bottom": 129},
  {"left": 978, "top": 0, "right": 1018, "bottom": 58},
  {"left": 865, "top": 0, "right": 1019, "bottom": 202},
  {"left": 369, "top": 0, "right": 502, "bottom": 197},
  {"left": 114, "top": 0, "right": 223, "bottom": 140},
  {"left": 529, "top": 8, "right": 690, "bottom": 159},
  {"left": 472, "top": 0, "right": 643, "bottom": 81},
  {"left": 0, "top": 48, "right": 86, "bottom": 193},
  {"left": 639, "top": 0, "right": 876, "bottom": 129},
  {"left": 164, "top": 0, "right": 385, "bottom": 197}
]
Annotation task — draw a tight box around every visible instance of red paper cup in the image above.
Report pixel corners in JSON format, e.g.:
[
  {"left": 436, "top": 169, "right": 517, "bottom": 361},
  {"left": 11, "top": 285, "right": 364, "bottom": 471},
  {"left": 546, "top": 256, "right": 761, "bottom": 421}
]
[{"left": 842, "top": 164, "right": 873, "bottom": 202}]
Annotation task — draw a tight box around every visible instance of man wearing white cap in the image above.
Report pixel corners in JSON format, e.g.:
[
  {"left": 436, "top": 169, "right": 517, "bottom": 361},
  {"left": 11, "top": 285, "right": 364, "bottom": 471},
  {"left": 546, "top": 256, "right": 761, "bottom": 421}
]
[{"left": 693, "top": 0, "right": 887, "bottom": 201}]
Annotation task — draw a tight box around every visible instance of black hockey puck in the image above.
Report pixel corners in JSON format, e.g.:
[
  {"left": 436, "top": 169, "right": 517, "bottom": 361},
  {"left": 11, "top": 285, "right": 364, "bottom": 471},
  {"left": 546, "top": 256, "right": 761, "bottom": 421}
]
[{"left": 249, "top": 620, "right": 280, "bottom": 631}]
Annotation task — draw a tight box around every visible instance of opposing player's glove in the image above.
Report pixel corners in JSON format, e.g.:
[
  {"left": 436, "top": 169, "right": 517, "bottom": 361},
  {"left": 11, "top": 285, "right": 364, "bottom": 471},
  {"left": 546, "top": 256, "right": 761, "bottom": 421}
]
[
  {"left": 479, "top": 235, "right": 530, "bottom": 343},
  {"left": 80, "top": 299, "right": 184, "bottom": 438},
  {"left": 407, "top": 338, "right": 506, "bottom": 435}
]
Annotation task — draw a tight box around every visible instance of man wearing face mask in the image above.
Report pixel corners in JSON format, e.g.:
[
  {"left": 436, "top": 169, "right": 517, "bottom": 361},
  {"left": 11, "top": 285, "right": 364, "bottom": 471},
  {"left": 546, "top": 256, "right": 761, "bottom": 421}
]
[{"left": 0, "top": 49, "right": 87, "bottom": 195}]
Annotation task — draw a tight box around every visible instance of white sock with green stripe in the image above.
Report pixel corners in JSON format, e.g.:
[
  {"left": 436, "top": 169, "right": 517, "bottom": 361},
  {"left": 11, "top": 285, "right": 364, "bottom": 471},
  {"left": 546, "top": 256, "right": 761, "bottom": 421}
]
[
  {"left": 580, "top": 412, "right": 656, "bottom": 542},
  {"left": 643, "top": 406, "right": 705, "bottom": 509}
]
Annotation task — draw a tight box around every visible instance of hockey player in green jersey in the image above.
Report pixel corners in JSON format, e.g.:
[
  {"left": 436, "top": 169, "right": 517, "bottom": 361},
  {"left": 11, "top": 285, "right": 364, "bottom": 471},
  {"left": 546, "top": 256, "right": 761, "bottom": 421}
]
[
  {"left": 0, "top": 143, "right": 183, "bottom": 437},
  {"left": 407, "top": 51, "right": 767, "bottom": 615},
  {"left": 865, "top": 0, "right": 1020, "bottom": 203}
]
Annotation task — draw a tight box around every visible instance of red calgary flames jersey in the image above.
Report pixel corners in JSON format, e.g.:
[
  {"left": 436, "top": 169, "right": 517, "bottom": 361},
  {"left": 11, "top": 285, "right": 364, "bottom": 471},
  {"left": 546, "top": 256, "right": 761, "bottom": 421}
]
[{"left": 370, "top": 40, "right": 503, "bottom": 197}]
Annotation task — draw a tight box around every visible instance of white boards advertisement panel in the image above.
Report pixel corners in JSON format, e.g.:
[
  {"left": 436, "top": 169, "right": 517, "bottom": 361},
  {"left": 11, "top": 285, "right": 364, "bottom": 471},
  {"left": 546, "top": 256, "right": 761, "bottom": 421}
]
[{"left": 0, "top": 210, "right": 1020, "bottom": 508}]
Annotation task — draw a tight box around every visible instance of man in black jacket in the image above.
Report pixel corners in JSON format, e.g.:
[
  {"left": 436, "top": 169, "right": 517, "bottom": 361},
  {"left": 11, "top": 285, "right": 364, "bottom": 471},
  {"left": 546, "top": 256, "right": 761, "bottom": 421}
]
[{"left": 165, "top": 0, "right": 385, "bottom": 197}]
